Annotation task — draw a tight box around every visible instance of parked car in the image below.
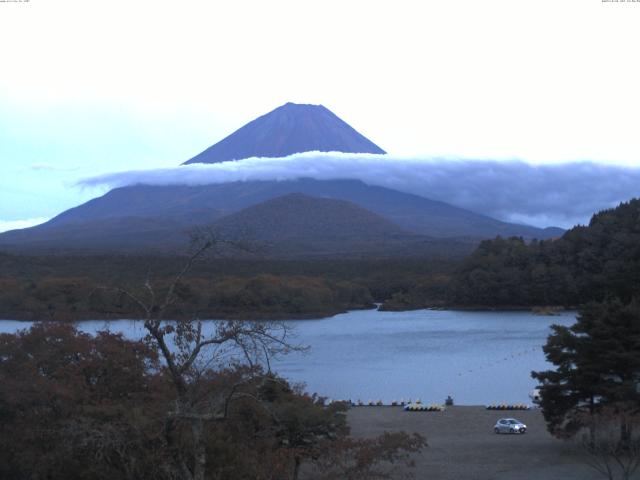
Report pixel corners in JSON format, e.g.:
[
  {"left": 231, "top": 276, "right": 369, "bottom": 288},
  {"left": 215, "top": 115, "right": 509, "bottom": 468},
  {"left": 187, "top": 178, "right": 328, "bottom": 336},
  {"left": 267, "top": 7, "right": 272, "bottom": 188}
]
[{"left": 494, "top": 418, "right": 527, "bottom": 434}]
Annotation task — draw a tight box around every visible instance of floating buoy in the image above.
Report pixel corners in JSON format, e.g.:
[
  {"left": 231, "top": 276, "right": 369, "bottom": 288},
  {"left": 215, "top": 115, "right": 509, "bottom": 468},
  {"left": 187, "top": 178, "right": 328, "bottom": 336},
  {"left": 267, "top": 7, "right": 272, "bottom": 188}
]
[
  {"left": 404, "top": 403, "right": 445, "bottom": 412},
  {"left": 486, "top": 403, "right": 531, "bottom": 410}
]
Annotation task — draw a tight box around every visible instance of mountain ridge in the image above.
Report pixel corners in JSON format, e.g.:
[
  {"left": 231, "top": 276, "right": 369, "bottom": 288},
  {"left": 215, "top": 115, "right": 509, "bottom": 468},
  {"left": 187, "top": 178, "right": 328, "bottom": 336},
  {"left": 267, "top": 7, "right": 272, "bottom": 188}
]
[{"left": 25, "top": 178, "right": 563, "bottom": 239}]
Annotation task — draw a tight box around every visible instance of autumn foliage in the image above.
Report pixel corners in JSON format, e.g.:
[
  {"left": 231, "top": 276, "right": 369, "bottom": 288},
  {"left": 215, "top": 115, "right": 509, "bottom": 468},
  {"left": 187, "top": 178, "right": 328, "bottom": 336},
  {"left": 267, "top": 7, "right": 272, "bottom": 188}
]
[{"left": 0, "top": 323, "right": 425, "bottom": 479}]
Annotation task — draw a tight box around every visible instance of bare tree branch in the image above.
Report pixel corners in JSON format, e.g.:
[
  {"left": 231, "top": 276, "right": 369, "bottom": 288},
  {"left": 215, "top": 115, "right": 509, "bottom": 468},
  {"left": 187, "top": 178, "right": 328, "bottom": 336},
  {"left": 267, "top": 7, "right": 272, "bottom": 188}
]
[{"left": 113, "top": 230, "right": 306, "bottom": 480}]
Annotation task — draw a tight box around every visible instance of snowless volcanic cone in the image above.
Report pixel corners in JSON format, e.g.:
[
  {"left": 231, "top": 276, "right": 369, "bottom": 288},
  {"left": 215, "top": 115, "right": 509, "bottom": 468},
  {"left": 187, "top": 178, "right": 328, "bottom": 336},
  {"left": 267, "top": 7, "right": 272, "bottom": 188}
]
[{"left": 183, "top": 102, "right": 385, "bottom": 165}]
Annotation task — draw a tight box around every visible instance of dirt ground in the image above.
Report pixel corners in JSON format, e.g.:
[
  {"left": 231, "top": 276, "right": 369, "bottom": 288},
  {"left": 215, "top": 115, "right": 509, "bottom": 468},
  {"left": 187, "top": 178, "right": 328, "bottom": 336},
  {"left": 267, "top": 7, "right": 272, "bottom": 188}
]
[{"left": 346, "top": 406, "right": 607, "bottom": 480}]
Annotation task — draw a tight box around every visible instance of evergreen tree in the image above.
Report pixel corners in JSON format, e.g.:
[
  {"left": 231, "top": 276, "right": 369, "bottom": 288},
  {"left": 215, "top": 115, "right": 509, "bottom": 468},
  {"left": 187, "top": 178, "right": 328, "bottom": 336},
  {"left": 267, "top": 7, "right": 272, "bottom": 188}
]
[
  {"left": 452, "top": 198, "right": 640, "bottom": 307},
  {"left": 532, "top": 298, "right": 640, "bottom": 442}
]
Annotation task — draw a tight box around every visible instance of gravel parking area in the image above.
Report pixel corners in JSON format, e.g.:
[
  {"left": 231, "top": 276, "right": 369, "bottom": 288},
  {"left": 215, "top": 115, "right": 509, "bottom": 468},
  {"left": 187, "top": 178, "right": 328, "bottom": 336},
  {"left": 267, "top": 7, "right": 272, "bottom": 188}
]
[{"left": 347, "top": 406, "right": 604, "bottom": 480}]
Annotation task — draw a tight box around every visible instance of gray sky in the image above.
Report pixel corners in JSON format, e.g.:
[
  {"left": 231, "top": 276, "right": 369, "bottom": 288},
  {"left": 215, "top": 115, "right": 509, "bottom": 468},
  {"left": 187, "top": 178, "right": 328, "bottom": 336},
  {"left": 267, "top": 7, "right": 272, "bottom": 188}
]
[{"left": 1, "top": 0, "right": 639, "bottom": 231}]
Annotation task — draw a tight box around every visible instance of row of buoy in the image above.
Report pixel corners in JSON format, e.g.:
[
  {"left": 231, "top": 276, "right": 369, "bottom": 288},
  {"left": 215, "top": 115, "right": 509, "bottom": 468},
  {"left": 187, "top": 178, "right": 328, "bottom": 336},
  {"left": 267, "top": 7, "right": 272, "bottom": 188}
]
[
  {"left": 345, "top": 398, "right": 423, "bottom": 407},
  {"left": 486, "top": 404, "right": 531, "bottom": 410},
  {"left": 455, "top": 346, "right": 540, "bottom": 377},
  {"left": 404, "top": 403, "right": 445, "bottom": 412},
  {"left": 343, "top": 399, "right": 446, "bottom": 411}
]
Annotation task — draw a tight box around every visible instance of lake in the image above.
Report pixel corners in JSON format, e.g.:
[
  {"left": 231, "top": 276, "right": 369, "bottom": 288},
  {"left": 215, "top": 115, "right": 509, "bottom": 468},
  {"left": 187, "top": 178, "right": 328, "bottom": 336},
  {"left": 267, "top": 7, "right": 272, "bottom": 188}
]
[{"left": 0, "top": 309, "right": 576, "bottom": 405}]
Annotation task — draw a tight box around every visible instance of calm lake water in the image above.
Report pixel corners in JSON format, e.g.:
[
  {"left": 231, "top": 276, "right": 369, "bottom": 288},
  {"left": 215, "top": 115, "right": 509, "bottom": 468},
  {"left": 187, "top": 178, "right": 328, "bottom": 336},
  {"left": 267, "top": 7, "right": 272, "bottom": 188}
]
[{"left": 0, "top": 309, "right": 576, "bottom": 405}]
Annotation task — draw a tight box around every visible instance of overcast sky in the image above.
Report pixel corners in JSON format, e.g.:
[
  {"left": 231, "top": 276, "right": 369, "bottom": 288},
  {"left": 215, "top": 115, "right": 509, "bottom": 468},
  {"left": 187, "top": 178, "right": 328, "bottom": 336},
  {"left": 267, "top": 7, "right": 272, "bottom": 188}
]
[{"left": 1, "top": 0, "right": 639, "bottom": 231}]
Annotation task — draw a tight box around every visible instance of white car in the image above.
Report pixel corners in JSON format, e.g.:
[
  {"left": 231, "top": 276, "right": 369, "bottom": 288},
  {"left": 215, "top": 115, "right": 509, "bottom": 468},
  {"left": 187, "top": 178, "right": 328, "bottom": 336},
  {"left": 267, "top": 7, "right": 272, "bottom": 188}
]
[{"left": 494, "top": 418, "right": 527, "bottom": 434}]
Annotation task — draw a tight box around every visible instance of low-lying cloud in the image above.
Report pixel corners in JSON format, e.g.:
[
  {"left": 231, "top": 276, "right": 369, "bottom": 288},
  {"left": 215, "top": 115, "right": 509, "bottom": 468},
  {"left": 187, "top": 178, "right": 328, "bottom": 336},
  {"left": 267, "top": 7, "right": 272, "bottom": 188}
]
[
  {"left": 79, "top": 152, "right": 640, "bottom": 228},
  {"left": 0, "top": 217, "right": 50, "bottom": 233}
]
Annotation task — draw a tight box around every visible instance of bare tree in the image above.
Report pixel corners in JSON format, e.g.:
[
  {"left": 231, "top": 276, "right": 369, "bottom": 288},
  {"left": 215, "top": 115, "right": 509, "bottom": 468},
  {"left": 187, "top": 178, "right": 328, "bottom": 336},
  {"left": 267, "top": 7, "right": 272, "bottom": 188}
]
[
  {"left": 579, "top": 407, "right": 640, "bottom": 480},
  {"left": 118, "top": 232, "right": 304, "bottom": 480}
]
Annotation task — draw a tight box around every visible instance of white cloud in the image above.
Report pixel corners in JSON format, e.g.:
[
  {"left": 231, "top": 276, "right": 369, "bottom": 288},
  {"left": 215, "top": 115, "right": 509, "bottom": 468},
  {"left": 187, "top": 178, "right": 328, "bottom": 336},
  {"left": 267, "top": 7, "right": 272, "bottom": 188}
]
[
  {"left": 78, "top": 153, "right": 640, "bottom": 228},
  {"left": 0, "top": 218, "right": 49, "bottom": 233}
]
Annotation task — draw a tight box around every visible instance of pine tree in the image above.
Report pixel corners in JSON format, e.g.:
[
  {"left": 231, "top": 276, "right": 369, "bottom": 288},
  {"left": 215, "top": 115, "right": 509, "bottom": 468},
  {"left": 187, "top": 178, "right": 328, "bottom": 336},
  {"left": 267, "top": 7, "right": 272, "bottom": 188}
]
[{"left": 532, "top": 298, "right": 640, "bottom": 442}]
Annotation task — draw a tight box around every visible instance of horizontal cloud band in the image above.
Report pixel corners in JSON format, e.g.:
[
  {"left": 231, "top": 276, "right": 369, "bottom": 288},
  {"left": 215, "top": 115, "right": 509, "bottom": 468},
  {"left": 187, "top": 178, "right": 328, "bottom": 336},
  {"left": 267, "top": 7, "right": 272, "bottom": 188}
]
[{"left": 79, "top": 152, "right": 640, "bottom": 228}]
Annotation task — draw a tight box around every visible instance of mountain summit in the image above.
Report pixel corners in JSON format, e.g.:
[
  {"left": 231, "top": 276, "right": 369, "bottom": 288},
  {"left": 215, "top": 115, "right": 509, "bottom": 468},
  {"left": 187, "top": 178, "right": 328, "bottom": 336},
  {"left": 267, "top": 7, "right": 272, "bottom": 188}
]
[{"left": 183, "top": 102, "right": 386, "bottom": 164}]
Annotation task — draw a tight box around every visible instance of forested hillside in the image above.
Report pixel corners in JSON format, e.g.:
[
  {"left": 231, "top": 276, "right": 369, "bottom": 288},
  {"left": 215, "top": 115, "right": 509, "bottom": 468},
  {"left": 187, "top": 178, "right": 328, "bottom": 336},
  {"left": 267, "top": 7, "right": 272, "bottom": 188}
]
[
  {"left": 0, "top": 254, "right": 457, "bottom": 320},
  {"left": 450, "top": 199, "right": 640, "bottom": 307}
]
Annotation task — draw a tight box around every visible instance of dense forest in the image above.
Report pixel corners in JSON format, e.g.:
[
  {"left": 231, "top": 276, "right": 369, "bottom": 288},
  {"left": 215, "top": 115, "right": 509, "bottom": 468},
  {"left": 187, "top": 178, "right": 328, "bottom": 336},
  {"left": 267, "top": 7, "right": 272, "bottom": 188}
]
[
  {"left": 1, "top": 199, "right": 639, "bottom": 319},
  {"left": 449, "top": 199, "right": 640, "bottom": 307},
  {"left": 353, "top": 198, "right": 640, "bottom": 311},
  {"left": 0, "top": 274, "right": 374, "bottom": 321},
  {"left": 0, "top": 254, "right": 455, "bottom": 320}
]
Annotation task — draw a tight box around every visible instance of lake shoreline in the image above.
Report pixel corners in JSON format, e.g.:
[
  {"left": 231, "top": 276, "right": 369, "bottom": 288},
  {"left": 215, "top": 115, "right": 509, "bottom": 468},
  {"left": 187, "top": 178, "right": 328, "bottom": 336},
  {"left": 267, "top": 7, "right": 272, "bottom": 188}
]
[
  {"left": 0, "top": 304, "right": 575, "bottom": 323},
  {"left": 381, "top": 303, "right": 574, "bottom": 314},
  {"left": 0, "top": 306, "right": 365, "bottom": 323}
]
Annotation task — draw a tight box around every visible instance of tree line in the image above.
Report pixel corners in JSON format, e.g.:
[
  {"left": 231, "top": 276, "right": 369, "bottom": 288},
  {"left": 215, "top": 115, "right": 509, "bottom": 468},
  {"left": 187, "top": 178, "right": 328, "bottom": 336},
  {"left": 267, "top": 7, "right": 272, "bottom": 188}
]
[
  {"left": 0, "top": 252, "right": 456, "bottom": 320},
  {"left": 0, "top": 274, "right": 374, "bottom": 321}
]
